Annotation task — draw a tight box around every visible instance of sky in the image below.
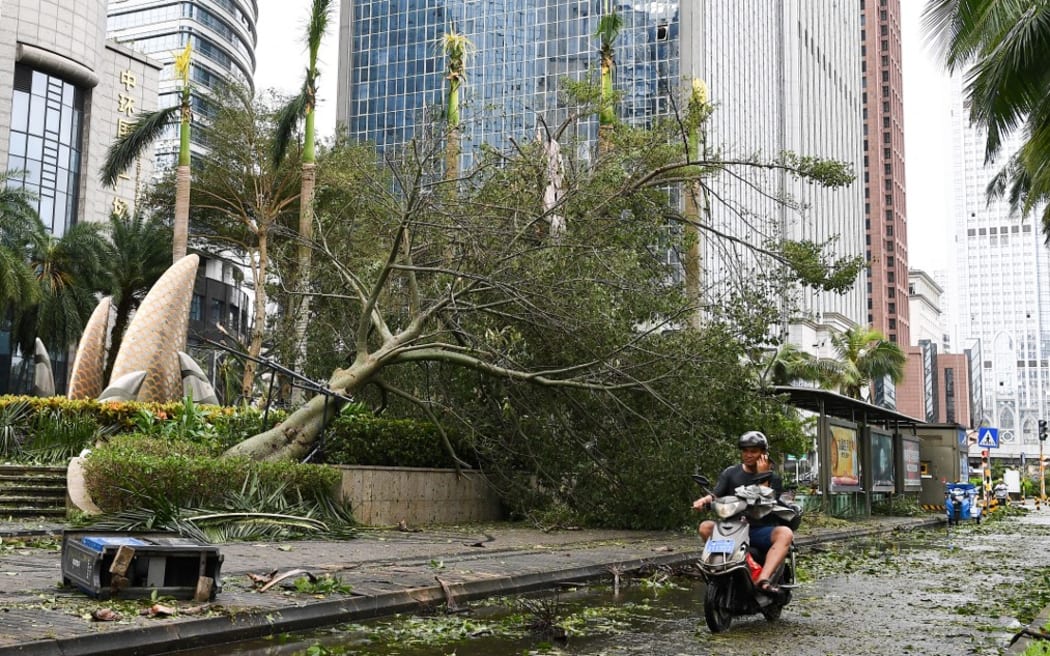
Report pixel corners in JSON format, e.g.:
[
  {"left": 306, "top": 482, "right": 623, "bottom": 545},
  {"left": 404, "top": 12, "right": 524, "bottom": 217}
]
[{"left": 254, "top": 1, "right": 956, "bottom": 272}]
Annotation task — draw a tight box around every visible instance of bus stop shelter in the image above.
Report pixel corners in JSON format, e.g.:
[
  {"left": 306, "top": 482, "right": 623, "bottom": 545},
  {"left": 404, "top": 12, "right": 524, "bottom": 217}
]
[{"left": 770, "top": 386, "right": 957, "bottom": 516}]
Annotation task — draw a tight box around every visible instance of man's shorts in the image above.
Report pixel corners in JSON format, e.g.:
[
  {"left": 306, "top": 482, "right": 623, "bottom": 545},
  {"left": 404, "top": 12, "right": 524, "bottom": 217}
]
[{"left": 750, "top": 525, "right": 776, "bottom": 551}]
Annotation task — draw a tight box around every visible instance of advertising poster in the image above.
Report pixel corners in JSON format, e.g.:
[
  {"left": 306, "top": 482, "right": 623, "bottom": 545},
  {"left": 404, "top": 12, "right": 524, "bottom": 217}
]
[
  {"left": 902, "top": 438, "right": 922, "bottom": 490},
  {"left": 871, "top": 431, "right": 894, "bottom": 491},
  {"left": 829, "top": 424, "right": 860, "bottom": 491}
]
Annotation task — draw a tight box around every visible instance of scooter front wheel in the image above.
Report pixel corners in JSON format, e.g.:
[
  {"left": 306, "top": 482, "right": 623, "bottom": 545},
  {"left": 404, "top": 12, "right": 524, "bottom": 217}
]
[{"left": 704, "top": 581, "right": 733, "bottom": 633}]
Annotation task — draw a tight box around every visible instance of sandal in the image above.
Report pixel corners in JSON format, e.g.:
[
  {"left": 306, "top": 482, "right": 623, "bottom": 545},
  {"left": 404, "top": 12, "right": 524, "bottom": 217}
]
[{"left": 756, "top": 579, "right": 782, "bottom": 595}]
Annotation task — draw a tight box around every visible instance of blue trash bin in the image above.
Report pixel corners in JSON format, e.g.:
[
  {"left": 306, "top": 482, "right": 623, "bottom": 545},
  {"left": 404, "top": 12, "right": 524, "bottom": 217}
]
[{"left": 945, "top": 482, "right": 981, "bottom": 525}]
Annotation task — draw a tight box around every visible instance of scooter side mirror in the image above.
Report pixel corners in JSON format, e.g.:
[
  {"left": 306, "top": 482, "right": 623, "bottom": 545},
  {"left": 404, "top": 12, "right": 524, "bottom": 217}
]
[{"left": 692, "top": 474, "right": 711, "bottom": 487}]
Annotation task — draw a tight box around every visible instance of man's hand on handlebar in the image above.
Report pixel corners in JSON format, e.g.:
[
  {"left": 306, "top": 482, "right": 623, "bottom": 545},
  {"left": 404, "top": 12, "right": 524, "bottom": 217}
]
[{"left": 692, "top": 494, "right": 714, "bottom": 511}]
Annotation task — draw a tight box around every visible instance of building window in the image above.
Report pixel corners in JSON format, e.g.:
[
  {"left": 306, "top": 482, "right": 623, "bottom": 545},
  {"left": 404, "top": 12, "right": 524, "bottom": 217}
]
[
  {"left": 6, "top": 64, "right": 84, "bottom": 236},
  {"left": 190, "top": 294, "right": 203, "bottom": 321},
  {"left": 211, "top": 299, "right": 224, "bottom": 324},
  {"left": 888, "top": 302, "right": 896, "bottom": 314}
]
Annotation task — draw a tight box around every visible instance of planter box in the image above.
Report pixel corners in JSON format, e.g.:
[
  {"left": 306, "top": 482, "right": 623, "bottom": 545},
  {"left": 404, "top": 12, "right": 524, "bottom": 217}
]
[{"left": 335, "top": 466, "right": 503, "bottom": 526}]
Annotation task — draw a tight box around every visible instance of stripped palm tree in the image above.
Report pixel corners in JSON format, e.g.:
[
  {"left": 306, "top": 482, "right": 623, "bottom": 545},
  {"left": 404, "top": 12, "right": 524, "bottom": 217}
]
[
  {"left": 101, "top": 41, "right": 194, "bottom": 263},
  {"left": 273, "top": 0, "right": 334, "bottom": 400},
  {"left": 442, "top": 28, "right": 472, "bottom": 182},
  {"left": 595, "top": 0, "right": 623, "bottom": 154},
  {"left": 923, "top": 0, "right": 1050, "bottom": 235},
  {"left": 683, "top": 78, "right": 712, "bottom": 329}
]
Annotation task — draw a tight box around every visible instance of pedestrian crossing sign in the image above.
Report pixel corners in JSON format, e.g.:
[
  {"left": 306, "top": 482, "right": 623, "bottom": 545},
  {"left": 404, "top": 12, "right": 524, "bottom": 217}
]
[{"left": 977, "top": 427, "right": 999, "bottom": 448}]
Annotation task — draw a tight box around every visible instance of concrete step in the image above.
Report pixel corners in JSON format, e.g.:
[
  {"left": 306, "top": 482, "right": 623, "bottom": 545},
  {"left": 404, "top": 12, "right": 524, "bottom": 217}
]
[
  {"left": 0, "top": 482, "right": 66, "bottom": 493},
  {"left": 0, "top": 506, "right": 66, "bottom": 518}
]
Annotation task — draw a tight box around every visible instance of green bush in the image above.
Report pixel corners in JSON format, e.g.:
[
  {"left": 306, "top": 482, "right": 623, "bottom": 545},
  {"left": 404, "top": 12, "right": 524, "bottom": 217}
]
[
  {"left": 320, "top": 412, "right": 476, "bottom": 468},
  {"left": 83, "top": 433, "right": 339, "bottom": 512}
]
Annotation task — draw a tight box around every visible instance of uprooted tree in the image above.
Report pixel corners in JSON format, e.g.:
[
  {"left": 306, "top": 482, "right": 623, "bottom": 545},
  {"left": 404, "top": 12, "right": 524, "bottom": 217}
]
[{"left": 224, "top": 86, "right": 862, "bottom": 489}]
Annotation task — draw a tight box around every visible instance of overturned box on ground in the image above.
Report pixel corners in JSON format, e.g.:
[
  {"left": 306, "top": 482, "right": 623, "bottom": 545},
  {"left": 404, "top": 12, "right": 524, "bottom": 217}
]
[{"left": 61, "top": 531, "right": 222, "bottom": 600}]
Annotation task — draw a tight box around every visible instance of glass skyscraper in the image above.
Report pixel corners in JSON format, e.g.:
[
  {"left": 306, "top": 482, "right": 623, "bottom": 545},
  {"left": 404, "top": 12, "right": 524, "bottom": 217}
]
[
  {"left": 336, "top": 0, "right": 867, "bottom": 346},
  {"left": 337, "top": 0, "right": 679, "bottom": 166}
]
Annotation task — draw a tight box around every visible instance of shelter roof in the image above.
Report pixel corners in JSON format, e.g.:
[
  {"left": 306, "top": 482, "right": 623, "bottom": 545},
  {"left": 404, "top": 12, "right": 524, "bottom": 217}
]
[{"left": 770, "top": 385, "right": 925, "bottom": 431}]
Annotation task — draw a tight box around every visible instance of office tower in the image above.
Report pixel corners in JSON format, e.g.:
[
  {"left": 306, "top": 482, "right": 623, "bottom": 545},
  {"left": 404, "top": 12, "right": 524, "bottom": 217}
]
[
  {"left": 336, "top": 0, "right": 867, "bottom": 348},
  {"left": 861, "top": 0, "right": 909, "bottom": 347},
  {"left": 951, "top": 76, "right": 1050, "bottom": 461},
  {"left": 0, "top": 0, "right": 161, "bottom": 393}
]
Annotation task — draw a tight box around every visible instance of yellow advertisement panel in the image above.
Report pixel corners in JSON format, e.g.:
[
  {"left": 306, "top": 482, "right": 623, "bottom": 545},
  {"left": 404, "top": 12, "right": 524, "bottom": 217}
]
[{"left": 830, "top": 424, "right": 860, "bottom": 490}]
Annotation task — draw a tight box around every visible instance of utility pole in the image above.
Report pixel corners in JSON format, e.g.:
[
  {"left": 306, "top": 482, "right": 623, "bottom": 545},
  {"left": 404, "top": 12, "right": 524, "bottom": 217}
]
[{"left": 1039, "top": 419, "right": 1047, "bottom": 502}]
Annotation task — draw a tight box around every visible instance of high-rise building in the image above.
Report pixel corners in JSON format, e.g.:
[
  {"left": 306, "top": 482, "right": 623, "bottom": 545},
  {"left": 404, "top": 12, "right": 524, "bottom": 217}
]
[
  {"left": 336, "top": 0, "right": 867, "bottom": 348},
  {"left": 106, "top": 0, "right": 258, "bottom": 377},
  {"left": 105, "top": 0, "right": 258, "bottom": 167},
  {"left": 861, "top": 0, "right": 909, "bottom": 347},
  {"left": 950, "top": 76, "right": 1050, "bottom": 461},
  {"left": 0, "top": 0, "right": 161, "bottom": 393}
]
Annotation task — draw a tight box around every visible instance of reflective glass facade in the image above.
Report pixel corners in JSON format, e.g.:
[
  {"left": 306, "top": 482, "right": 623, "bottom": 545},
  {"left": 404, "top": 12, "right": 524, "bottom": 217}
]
[
  {"left": 6, "top": 65, "right": 84, "bottom": 237},
  {"left": 342, "top": 0, "right": 679, "bottom": 165}
]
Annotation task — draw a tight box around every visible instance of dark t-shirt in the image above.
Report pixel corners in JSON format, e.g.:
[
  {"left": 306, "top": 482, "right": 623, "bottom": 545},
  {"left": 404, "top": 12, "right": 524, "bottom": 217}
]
[{"left": 712, "top": 463, "right": 784, "bottom": 527}]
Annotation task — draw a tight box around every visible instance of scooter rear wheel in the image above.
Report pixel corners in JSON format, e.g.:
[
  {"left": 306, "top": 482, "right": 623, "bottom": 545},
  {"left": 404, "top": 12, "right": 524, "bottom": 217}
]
[{"left": 704, "top": 581, "right": 732, "bottom": 633}]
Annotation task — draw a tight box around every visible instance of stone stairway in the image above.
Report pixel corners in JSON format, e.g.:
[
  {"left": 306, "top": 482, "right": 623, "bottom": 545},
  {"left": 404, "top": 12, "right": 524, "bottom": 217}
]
[{"left": 0, "top": 465, "right": 67, "bottom": 518}]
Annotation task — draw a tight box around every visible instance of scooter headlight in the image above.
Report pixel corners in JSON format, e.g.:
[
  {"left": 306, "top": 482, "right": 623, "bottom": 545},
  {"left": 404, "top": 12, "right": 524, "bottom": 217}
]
[{"left": 713, "top": 498, "right": 746, "bottom": 518}]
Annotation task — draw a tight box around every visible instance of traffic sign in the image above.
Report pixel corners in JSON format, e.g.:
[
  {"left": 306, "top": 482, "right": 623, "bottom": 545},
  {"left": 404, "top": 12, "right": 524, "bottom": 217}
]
[{"left": 977, "top": 427, "right": 1000, "bottom": 448}]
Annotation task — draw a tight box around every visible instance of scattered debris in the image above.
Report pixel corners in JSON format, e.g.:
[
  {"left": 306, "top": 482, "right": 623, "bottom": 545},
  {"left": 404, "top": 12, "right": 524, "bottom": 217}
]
[
  {"left": 258, "top": 569, "right": 313, "bottom": 593},
  {"left": 90, "top": 608, "right": 121, "bottom": 622},
  {"left": 140, "top": 603, "right": 177, "bottom": 618},
  {"left": 435, "top": 576, "right": 460, "bottom": 612}
]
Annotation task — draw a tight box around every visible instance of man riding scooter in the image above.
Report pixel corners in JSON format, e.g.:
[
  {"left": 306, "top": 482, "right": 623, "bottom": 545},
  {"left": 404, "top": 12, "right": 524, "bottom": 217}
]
[{"left": 692, "top": 430, "right": 795, "bottom": 595}]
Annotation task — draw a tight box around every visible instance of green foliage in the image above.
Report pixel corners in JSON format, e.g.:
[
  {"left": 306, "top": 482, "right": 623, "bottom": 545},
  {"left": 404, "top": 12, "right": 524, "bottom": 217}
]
[
  {"left": 82, "top": 433, "right": 339, "bottom": 513},
  {"left": 292, "top": 574, "right": 353, "bottom": 595},
  {"left": 871, "top": 494, "right": 924, "bottom": 517},
  {"left": 21, "top": 410, "right": 113, "bottom": 464},
  {"left": 320, "top": 412, "right": 476, "bottom": 468},
  {"left": 0, "top": 399, "right": 32, "bottom": 458},
  {"left": 780, "top": 239, "right": 865, "bottom": 294}
]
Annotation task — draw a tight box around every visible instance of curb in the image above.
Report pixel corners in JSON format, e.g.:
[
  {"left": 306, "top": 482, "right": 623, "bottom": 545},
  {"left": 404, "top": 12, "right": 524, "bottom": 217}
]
[
  {"left": 1006, "top": 603, "right": 1050, "bottom": 655},
  {"left": 0, "top": 517, "right": 943, "bottom": 656}
]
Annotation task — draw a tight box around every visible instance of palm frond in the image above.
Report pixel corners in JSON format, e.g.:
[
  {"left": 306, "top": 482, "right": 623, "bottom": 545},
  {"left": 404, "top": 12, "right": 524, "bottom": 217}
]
[
  {"left": 100, "top": 106, "right": 180, "bottom": 187},
  {"left": 272, "top": 89, "right": 309, "bottom": 167},
  {"left": 306, "top": 0, "right": 335, "bottom": 67}
]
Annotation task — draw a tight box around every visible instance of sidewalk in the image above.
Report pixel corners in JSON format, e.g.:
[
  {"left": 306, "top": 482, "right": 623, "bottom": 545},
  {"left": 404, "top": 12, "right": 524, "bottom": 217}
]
[{"left": 0, "top": 515, "right": 941, "bottom": 656}]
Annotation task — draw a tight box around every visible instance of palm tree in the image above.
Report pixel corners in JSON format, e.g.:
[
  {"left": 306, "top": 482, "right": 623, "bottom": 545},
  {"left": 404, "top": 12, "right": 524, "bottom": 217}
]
[
  {"left": 0, "top": 171, "right": 42, "bottom": 311},
  {"left": 196, "top": 83, "right": 302, "bottom": 401},
  {"left": 753, "top": 343, "right": 837, "bottom": 389},
  {"left": 441, "top": 28, "right": 472, "bottom": 182},
  {"left": 827, "top": 326, "right": 906, "bottom": 400},
  {"left": 11, "top": 221, "right": 107, "bottom": 363},
  {"left": 683, "top": 78, "right": 712, "bottom": 330},
  {"left": 100, "top": 212, "right": 172, "bottom": 378},
  {"left": 923, "top": 0, "right": 1050, "bottom": 234},
  {"left": 273, "top": 0, "right": 334, "bottom": 398},
  {"left": 101, "top": 41, "right": 194, "bottom": 263},
  {"left": 595, "top": 0, "right": 623, "bottom": 153}
]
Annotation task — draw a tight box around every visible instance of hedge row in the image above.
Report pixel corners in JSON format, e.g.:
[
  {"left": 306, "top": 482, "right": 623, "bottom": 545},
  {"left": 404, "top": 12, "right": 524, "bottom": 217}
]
[
  {"left": 0, "top": 395, "right": 467, "bottom": 469},
  {"left": 83, "top": 433, "right": 341, "bottom": 512}
]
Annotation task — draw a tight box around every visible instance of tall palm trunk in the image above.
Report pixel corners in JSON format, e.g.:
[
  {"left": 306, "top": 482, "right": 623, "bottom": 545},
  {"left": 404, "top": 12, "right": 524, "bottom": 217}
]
[
  {"left": 683, "top": 79, "right": 711, "bottom": 330},
  {"left": 273, "top": 0, "right": 333, "bottom": 404},
  {"left": 442, "top": 30, "right": 470, "bottom": 183},
  {"left": 596, "top": 2, "right": 621, "bottom": 155},
  {"left": 172, "top": 46, "right": 193, "bottom": 262}
]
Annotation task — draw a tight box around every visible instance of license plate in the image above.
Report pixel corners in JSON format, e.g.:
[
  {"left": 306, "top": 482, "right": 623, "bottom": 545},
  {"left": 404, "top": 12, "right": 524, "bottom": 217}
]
[{"left": 706, "top": 539, "right": 734, "bottom": 554}]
